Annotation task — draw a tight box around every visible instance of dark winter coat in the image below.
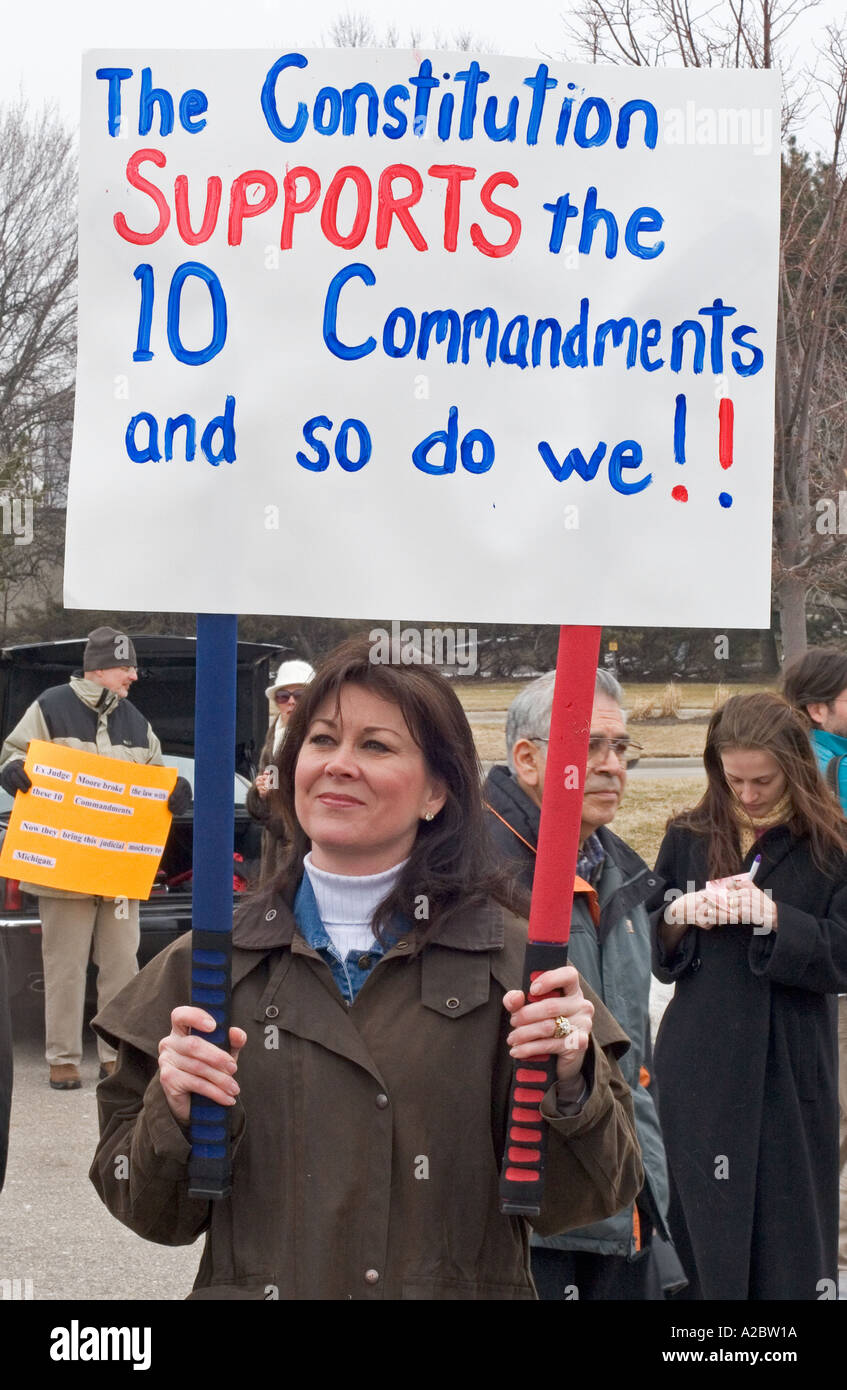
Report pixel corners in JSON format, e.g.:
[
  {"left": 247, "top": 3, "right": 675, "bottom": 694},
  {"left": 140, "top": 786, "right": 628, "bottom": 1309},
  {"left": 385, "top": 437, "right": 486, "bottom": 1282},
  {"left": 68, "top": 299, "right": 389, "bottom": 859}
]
[
  {"left": 484, "top": 765, "right": 671, "bottom": 1259},
  {"left": 89, "top": 886, "right": 643, "bottom": 1300},
  {"left": 650, "top": 822, "right": 847, "bottom": 1300},
  {"left": 484, "top": 764, "right": 537, "bottom": 894},
  {"left": 244, "top": 720, "right": 288, "bottom": 880}
]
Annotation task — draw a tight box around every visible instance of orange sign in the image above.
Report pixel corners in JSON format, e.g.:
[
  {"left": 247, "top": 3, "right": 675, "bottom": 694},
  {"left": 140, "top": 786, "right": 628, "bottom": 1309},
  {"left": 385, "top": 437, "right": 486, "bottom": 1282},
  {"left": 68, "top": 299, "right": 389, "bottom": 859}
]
[{"left": 0, "top": 740, "right": 177, "bottom": 899}]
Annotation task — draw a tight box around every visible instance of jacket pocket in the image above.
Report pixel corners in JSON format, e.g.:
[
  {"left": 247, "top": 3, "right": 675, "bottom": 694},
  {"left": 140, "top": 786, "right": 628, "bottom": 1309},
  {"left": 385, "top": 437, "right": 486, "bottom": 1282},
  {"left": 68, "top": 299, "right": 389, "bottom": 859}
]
[{"left": 420, "top": 946, "right": 490, "bottom": 1019}]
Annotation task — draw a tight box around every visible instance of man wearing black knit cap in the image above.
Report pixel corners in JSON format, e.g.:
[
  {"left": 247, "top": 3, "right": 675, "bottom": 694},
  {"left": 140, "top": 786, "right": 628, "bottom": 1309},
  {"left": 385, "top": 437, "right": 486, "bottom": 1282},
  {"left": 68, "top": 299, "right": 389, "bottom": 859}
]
[{"left": 0, "top": 627, "right": 192, "bottom": 1090}]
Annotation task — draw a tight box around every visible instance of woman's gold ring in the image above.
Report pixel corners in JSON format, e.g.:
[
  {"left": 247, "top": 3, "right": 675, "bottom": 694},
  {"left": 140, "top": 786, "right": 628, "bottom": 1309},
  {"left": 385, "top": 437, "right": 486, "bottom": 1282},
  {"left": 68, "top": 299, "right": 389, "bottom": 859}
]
[{"left": 552, "top": 1015, "right": 573, "bottom": 1039}]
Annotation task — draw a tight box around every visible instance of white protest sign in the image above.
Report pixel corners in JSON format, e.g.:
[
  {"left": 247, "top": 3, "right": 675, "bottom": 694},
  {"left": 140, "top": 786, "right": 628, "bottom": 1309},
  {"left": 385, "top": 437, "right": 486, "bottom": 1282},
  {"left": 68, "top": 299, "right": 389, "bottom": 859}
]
[{"left": 66, "top": 51, "right": 780, "bottom": 625}]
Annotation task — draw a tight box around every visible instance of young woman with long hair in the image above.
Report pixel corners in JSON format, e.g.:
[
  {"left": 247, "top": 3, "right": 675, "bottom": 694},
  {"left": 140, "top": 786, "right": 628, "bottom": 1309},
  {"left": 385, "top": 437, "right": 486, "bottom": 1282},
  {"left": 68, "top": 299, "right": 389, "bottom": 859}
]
[
  {"left": 651, "top": 692, "right": 847, "bottom": 1301},
  {"left": 89, "top": 637, "right": 642, "bottom": 1300}
]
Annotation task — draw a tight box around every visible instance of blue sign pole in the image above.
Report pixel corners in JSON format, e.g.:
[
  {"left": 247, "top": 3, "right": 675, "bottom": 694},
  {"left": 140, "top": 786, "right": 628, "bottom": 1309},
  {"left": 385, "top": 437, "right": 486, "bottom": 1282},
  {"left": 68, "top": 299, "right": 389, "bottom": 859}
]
[{"left": 187, "top": 613, "right": 238, "bottom": 1199}]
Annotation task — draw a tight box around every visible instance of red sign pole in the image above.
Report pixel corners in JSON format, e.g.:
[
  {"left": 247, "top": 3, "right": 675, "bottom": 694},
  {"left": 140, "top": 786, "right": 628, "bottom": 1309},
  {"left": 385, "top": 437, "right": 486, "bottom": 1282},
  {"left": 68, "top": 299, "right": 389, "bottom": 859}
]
[{"left": 499, "top": 623, "right": 602, "bottom": 1216}]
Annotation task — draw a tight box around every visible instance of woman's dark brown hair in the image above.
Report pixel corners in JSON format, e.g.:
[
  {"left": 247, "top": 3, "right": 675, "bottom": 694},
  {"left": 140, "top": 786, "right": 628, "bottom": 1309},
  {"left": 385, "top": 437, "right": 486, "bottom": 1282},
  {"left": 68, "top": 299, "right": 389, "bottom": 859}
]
[
  {"left": 258, "top": 635, "right": 525, "bottom": 945},
  {"left": 670, "top": 692, "right": 847, "bottom": 878},
  {"left": 782, "top": 647, "right": 847, "bottom": 725}
]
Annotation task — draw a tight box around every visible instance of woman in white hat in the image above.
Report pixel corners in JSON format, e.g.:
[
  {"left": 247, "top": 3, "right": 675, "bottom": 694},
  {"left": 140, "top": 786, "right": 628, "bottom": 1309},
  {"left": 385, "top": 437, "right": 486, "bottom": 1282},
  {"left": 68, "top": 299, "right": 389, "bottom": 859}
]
[{"left": 246, "top": 658, "right": 315, "bottom": 877}]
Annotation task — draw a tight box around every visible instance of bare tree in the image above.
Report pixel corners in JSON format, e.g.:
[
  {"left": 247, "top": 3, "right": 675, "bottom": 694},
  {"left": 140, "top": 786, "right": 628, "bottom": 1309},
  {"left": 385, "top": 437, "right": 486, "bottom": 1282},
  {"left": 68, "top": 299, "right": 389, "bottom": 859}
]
[
  {"left": 325, "top": 12, "right": 378, "bottom": 48},
  {"left": 559, "top": 0, "right": 819, "bottom": 70},
  {"left": 326, "top": 11, "right": 493, "bottom": 51},
  {"left": 561, "top": 0, "right": 847, "bottom": 663},
  {"left": 774, "top": 36, "right": 847, "bottom": 658},
  {"left": 0, "top": 101, "right": 77, "bottom": 640}
]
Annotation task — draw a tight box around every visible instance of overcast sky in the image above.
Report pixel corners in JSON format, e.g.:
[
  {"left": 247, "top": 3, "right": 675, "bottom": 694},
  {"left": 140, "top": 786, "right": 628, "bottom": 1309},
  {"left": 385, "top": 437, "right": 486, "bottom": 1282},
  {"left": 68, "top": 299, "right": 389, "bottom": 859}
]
[{"left": 1, "top": 0, "right": 843, "bottom": 151}]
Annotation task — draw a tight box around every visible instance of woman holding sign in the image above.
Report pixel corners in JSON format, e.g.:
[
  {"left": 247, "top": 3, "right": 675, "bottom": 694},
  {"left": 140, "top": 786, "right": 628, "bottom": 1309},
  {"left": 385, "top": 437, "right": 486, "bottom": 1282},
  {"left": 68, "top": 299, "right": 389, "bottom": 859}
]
[
  {"left": 89, "top": 637, "right": 641, "bottom": 1300},
  {"left": 651, "top": 693, "right": 847, "bottom": 1300}
]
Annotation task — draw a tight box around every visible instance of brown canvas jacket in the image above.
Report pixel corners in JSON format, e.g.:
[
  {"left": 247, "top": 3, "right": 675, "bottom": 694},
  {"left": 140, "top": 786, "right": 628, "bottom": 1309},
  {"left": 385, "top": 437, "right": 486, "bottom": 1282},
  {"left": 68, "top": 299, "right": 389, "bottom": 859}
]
[{"left": 90, "top": 891, "right": 642, "bottom": 1300}]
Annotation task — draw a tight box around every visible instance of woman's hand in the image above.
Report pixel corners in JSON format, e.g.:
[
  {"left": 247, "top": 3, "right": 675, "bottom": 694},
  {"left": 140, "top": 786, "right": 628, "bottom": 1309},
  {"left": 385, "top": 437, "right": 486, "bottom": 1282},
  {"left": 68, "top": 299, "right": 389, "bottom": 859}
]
[
  {"left": 663, "top": 883, "right": 777, "bottom": 937},
  {"left": 665, "top": 890, "right": 722, "bottom": 930},
  {"left": 158, "top": 1007, "right": 247, "bottom": 1126},
  {"left": 702, "top": 878, "right": 777, "bottom": 932},
  {"left": 660, "top": 890, "right": 727, "bottom": 955},
  {"left": 503, "top": 966, "right": 594, "bottom": 1092},
  {"left": 253, "top": 769, "right": 274, "bottom": 801}
]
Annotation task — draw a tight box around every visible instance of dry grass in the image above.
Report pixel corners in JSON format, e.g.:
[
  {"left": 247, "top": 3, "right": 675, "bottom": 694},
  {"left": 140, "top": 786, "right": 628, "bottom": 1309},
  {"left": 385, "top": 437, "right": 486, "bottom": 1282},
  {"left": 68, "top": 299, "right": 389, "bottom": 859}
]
[
  {"left": 628, "top": 693, "right": 658, "bottom": 720},
  {"left": 658, "top": 682, "right": 682, "bottom": 717},
  {"left": 471, "top": 715, "right": 707, "bottom": 763},
  {"left": 472, "top": 724, "right": 508, "bottom": 764},
  {"left": 624, "top": 680, "right": 775, "bottom": 708},
  {"left": 455, "top": 679, "right": 776, "bottom": 718},
  {"left": 453, "top": 681, "right": 527, "bottom": 712},
  {"left": 631, "top": 722, "right": 708, "bottom": 759},
  {"left": 711, "top": 682, "right": 731, "bottom": 711},
  {"left": 457, "top": 679, "right": 774, "bottom": 764},
  {"left": 630, "top": 682, "right": 684, "bottom": 720},
  {"left": 615, "top": 775, "right": 706, "bottom": 866}
]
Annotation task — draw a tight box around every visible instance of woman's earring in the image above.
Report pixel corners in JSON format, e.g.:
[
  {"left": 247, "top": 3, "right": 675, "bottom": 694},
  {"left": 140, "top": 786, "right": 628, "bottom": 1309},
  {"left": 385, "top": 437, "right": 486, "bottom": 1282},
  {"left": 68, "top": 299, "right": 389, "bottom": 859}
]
[{"left": 423, "top": 811, "right": 434, "bottom": 821}]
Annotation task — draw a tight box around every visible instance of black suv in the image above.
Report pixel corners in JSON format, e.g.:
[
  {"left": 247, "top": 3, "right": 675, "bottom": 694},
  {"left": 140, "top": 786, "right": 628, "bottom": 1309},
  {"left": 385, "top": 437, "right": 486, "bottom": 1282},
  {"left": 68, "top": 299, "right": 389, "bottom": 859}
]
[{"left": 0, "top": 635, "right": 286, "bottom": 999}]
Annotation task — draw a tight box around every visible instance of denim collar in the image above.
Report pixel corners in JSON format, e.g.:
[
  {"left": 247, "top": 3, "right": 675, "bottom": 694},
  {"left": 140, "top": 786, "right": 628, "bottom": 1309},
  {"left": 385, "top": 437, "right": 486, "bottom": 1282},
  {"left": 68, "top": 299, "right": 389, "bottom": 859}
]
[{"left": 294, "top": 874, "right": 387, "bottom": 960}]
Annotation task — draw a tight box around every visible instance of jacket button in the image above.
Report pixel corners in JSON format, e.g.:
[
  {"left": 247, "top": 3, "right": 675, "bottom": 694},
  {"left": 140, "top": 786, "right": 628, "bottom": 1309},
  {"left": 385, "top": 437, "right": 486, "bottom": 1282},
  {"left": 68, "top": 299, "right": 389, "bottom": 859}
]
[
  {"left": 364, "top": 1269, "right": 379, "bottom": 1284},
  {"left": 265, "top": 908, "right": 277, "bottom": 921},
  {"left": 375, "top": 1093, "right": 389, "bottom": 1109},
  {"left": 265, "top": 1005, "right": 279, "bottom": 1019},
  {"left": 395, "top": 939, "right": 410, "bottom": 951},
  {"left": 357, "top": 954, "right": 371, "bottom": 970},
  {"left": 446, "top": 997, "right": 460, "bottom": 1010},
  {"left": 691, "top": 957, "right": 702, "bottom": 972}
]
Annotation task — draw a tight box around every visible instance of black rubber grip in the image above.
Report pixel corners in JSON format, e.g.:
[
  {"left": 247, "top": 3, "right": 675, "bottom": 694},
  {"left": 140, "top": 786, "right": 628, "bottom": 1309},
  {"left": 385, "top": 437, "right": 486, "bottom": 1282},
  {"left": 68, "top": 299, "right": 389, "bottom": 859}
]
[
  {"left": 499, "top": 940, "right": 569, "bottom": 1217},
  {"left": 187, "top": 929, "right": 233, "bottom": 1201}
]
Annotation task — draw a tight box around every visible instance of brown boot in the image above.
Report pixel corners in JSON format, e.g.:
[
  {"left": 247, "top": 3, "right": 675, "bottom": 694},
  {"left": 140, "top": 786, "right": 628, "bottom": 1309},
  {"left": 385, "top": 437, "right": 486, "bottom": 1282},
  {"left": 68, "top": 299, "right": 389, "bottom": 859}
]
[
  {"left": 98, "top": 1062, "right": 116, "bottom": 1080},
  {"left": 49, "top": 1064, "right": 81, "bottom": 1090}
]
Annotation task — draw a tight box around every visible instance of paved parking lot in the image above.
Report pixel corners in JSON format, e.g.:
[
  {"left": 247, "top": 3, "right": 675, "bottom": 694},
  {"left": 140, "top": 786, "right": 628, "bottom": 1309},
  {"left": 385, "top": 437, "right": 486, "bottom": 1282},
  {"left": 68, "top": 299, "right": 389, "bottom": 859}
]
[{"left": 0, "top": 996, "right": 201, "bottom": 1301}]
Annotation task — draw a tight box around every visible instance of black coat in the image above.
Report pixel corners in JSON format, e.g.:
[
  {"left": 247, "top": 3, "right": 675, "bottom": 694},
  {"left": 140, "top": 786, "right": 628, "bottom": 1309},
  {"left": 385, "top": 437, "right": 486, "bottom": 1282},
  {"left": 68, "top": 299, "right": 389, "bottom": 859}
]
[
  {"left": 650, "top": 823, "right": 847, "bottom": 1300},
  {"left": 483, "top": 764, "right": 538, "bottom": 894}
]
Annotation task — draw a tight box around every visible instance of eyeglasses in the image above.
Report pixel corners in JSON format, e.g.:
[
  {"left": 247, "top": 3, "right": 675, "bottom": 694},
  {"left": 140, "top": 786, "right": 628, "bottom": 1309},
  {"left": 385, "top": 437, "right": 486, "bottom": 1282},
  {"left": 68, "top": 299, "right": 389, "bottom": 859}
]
[
  {"left": 528, "top": 735, "right": 642, "bottom": 764},
  {"left": 274, "top": 690, "right": 302, "bottom": 705},
  {"left": 588, "top": 735, "right": 642, "bottom": 763}
]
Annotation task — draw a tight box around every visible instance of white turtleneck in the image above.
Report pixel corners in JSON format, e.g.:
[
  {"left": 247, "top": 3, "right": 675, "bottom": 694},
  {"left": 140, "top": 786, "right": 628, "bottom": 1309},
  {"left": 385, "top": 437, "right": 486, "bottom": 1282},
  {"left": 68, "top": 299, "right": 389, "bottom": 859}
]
[{"left": 303, "top": 852, "right": 407, "bottom": 957}]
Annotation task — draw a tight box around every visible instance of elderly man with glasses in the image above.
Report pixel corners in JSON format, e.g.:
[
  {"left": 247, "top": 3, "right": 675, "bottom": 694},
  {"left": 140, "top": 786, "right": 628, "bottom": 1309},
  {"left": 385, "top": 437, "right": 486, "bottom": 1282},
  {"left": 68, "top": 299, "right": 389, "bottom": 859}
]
[{"left": 484, "top": 668, "right": 683, "bottom": 1301}]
